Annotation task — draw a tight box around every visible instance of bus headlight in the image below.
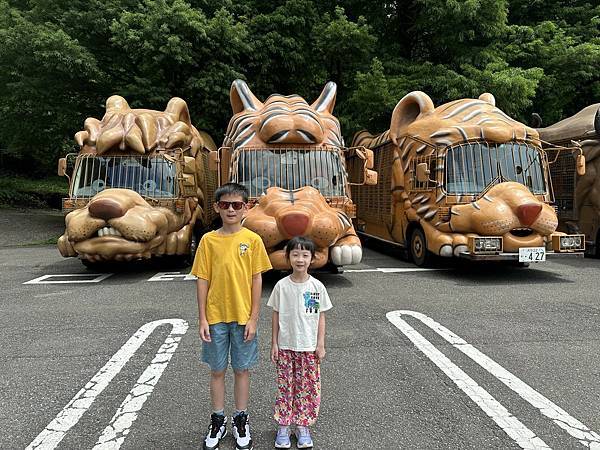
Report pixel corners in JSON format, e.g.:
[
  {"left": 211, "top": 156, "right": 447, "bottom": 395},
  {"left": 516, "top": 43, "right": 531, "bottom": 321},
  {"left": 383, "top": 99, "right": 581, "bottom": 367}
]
[
  {"left": 552, "top": 234, "right": 585, "bottom": 252},
  {"left": 468, "top": 236, "right": 503, "bottom": 254}
]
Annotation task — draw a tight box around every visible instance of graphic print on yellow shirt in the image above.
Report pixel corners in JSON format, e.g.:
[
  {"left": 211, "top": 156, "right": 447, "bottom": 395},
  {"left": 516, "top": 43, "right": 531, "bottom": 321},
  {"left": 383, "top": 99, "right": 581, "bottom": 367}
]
[{"left": 191, "top": 228, "right": 272, "bottom": 325}]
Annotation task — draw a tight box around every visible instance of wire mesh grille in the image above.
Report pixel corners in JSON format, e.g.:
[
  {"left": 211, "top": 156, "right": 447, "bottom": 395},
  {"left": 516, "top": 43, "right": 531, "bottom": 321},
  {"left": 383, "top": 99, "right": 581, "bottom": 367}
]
[
  {"left": 351, "top": 141, "right": 394, "bottom": 224},
  {"left": 445, "top": 141, "right": 546, "bottom": 195},
  {"left": 230, "top": 147, "right": 348, "bottom": 198},
  {"left": 547, "top": 150, "right": 576, "bottom": 220},
  {"left": 70, "top": 154, "right": 178, "bottom": 199}
]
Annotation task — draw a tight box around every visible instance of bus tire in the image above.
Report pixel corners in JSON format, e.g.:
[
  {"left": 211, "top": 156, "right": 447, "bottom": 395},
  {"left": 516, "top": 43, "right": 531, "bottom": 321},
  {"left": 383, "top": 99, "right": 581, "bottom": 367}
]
[{"left": 410, "top": 227, "right": 430, "bottom": 267}]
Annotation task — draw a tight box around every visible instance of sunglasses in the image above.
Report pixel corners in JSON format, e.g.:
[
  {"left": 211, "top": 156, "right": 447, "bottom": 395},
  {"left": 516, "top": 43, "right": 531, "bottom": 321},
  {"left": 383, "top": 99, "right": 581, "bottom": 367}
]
[{"left": 216, "top": 201, "right": 246, "bottom": 210}]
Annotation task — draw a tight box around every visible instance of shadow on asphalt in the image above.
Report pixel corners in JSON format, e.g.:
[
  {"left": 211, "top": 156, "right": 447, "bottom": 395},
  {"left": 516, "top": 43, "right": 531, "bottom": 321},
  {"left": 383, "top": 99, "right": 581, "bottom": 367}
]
[
  {"left": 361, "top": 234, "right": 573, "bottom": 284},
  {"left": 438, "top": 262, "right": 571, "bottom": 284}
]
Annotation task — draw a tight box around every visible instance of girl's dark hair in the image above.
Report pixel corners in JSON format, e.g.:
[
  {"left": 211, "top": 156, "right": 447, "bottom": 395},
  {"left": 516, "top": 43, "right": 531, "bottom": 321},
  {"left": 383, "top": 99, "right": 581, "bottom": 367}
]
[
  {"left": 214, "top": 182, "right": 248, "bottom": 202},
  {"left": 285, "top": 236, "right": 316, "bottom": 259}
]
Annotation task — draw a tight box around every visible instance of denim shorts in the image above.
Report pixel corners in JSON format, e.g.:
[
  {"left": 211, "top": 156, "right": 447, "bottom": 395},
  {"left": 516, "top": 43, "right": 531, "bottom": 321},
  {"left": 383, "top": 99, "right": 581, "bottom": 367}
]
[{"left": 201, "top": 322, "right": 258, "bottom": 372}]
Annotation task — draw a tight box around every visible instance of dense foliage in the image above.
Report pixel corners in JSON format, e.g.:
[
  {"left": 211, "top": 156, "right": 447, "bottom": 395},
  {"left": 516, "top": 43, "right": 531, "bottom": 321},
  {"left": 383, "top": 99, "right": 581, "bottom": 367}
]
[{"left": 1, "top": 0, "right": 599, "bottom": 175}]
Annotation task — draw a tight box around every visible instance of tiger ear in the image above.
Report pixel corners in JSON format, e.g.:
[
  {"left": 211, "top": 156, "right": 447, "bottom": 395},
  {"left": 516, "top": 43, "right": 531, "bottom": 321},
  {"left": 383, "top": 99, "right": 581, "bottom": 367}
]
[
  {"left": 164, "top": 97, "right": 192, "bottom": 126},
  {"left": 479, "top": 93, "right": 496, "bottom": 106},
  {"left": 230, "top": 79, "right": 263, "bottom": 114},
  {"left": 105, "top": 95, "right": 130, "bottom": 114},
  {"left": 389, "top": 91, "right": 434, "bottom": 145},
  {"left": 311, "top": 81, "right": 337, "bottom": 114}
]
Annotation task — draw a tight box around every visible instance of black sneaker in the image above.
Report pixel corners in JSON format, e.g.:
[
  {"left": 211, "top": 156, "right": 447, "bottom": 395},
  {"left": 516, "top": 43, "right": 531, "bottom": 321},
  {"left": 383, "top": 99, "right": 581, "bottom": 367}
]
[
  {"left": 203, "top": 413, "right": 227, "bottom": 450},
  {"left": 232, "top": 412, "right": 253, "bottom": 450}
]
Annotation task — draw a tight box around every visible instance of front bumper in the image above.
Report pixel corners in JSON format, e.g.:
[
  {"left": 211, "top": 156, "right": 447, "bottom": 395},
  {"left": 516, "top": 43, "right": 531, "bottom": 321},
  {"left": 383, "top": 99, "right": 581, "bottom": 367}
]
[{"left": 457, "top": 251, "right": 584, "bottom": 261}]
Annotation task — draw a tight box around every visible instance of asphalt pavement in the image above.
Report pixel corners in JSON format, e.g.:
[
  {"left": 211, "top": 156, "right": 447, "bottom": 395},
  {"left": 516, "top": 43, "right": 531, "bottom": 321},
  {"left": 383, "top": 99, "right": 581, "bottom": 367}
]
[{"left": 1, "top": 209, "right": 599, "bottom": 449}]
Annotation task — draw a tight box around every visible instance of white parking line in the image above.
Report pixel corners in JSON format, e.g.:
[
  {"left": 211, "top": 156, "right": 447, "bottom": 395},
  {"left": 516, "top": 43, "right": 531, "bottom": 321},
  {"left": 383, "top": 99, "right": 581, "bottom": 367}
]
[
  {"left": 387, "top": 311, "right": 600, "bottom": 449},
  {"left": 27, "top": 319, "right": 188, "bottom": 450},
  {"left": 147, "top": 272, "right": 197, "bottom": 282},
  {"left": 344, "top": 267, "right": 442, "bottom": 273},
  {"left": 387, "top": 310, "right": 548, "bottom": 449},
  {"left": 23, "top": 273, "right": 114, "bottom": 284}
]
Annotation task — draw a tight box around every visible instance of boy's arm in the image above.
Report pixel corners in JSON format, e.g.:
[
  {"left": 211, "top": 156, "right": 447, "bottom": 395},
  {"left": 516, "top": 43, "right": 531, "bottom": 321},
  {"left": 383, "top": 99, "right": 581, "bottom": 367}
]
[
  {"left": 244, "top": 272, "right": 262, "bottom": 341},
  {"left": 271, "top": 310, "right": 279, "bottom": 363},
  {"left": 197, "top": 278, "right": 211, "bottom": 342},
  {"left": 315, "top": 312, "right": 326, "bottom": 361}
]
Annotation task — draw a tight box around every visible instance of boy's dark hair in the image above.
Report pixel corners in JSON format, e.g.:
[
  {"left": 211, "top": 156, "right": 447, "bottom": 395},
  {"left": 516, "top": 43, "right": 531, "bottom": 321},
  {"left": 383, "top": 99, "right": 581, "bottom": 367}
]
[
  {"left": 285, "top": 236, "right": 316, "bottom": 259},
  {"left": 214, "top": 182, "right": 248, "bottom": 203}
]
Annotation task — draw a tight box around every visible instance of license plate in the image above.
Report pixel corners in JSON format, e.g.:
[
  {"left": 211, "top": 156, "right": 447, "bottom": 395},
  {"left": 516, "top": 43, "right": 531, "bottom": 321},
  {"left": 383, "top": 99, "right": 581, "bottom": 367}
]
[{"left": 519, "top": 247, "right": 546, "bottom": 262}]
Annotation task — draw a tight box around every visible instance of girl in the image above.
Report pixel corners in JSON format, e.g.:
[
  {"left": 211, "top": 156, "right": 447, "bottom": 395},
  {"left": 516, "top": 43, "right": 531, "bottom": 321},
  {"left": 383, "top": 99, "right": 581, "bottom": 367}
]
[{"left": 267, "top": 236, "right": 332, "bottom": 449}]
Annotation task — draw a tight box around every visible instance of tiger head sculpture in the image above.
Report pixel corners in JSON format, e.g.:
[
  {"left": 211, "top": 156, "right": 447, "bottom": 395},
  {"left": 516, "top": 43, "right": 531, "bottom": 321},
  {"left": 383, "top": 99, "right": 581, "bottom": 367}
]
[
  {"left": 58, "top": 96, "right": 214, "bottom": 263},
  {"left": 224, "top": 79, "right": 343, "bottom": 149},
  {"left": 222, "top": 79, "right": 361, "bottom": 269},
  {"left": 354, "top": 91, "right": 561, "bottom": 258}
]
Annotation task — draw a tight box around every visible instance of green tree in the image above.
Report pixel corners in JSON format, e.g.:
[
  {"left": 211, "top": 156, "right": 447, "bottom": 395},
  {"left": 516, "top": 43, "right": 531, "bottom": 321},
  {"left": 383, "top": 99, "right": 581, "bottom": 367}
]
[{"left": 0, "top": 2, "right": 104, "bottom": 174}]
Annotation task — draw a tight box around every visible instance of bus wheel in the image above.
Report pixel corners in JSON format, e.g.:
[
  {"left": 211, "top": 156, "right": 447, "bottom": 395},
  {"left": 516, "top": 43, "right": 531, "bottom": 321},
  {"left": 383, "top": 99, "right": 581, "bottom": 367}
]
[{"left": 410, "top": 228, "right": 430, "bottom": 267}]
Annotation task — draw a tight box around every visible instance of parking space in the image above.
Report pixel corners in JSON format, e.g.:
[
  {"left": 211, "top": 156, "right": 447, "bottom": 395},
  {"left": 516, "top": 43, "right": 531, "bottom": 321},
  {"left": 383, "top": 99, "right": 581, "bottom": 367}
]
[{"left": 2, "top": 244, "right": 600, "bottom": 449}]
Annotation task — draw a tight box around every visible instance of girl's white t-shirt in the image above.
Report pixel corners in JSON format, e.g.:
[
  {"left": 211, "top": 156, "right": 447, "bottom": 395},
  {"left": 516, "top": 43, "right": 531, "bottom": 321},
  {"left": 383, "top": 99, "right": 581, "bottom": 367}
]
[{"left": 267, "top": 275, "right": 332, "bottom": 352}]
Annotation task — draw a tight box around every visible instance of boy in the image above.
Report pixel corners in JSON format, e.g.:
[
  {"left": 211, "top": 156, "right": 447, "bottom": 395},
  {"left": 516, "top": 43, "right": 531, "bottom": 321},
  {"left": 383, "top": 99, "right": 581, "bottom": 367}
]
[{"left": 191, "top": 182, "right": 272, "bottom": 450}]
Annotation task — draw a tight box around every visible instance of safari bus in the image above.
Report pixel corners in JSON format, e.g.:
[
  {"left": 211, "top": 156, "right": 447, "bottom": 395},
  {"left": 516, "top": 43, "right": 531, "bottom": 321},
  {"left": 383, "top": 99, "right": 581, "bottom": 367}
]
[
  {"left": 206, "top": 79, "right": 376, "bottom": 271},
  {"left": 56, "top": 96, "right": 217, "bottom": 267},
  {"left": 349, "top": 91, "right": 585, "bottom": 266},
  {"left": 536, "top": 103, "right": 600, "bottom": 255}
]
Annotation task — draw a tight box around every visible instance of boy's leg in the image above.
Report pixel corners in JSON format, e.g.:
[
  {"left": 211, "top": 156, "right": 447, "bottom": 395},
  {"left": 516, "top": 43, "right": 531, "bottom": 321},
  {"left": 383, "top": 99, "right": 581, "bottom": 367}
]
[
  {"left": 201, "top": 323, "right": 230, "bottom": 410},
  {"left": 201, "top": 323, "right": 230, "bottom": 449},
  {"left": 230, "top": 323, "right": 258, "bottom": 450},
  {"left": 210, "top": 370, "right": 226, "bottom": 412},
  {"left": 233, "top": 369, "right": 249, "bottom": 411},
  {"left": 230, "top": 322, "right": 259, "bottom": 407}
]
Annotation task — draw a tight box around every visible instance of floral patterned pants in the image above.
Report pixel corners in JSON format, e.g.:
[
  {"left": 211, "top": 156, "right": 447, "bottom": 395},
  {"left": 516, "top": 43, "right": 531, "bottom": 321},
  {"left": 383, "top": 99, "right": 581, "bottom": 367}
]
[{"left": 274, "top": 349, "right": 321, "bottom": 426}]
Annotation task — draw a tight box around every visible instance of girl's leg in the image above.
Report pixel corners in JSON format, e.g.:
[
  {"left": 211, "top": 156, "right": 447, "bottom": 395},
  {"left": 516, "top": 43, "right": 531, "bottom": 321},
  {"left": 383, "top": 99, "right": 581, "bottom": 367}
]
[
  {"left": 293, "top": 352, "right": 321, "bottom": 427},
  {"left": 274, "top": 349, "right": 294, "bottom": 426}
]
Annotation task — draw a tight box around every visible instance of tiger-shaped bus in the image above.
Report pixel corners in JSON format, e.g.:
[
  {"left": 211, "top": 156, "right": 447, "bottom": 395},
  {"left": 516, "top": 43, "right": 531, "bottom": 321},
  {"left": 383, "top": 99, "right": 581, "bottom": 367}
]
[
  {"left": 206, "top": 79, "right": 376, "bottom": 271},
  {"left": 349, "top": 91, "right": 585, "bottom": 266}
]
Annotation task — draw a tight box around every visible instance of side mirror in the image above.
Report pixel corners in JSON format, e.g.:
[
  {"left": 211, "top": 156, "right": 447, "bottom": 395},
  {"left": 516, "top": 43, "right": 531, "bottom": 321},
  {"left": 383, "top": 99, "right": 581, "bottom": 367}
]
[
  {"left": 364, "top": 149, "right": 374, "bottom": 169},
  {"left": 57, "top": 158, "right": 67, "bottom": 177},
  {"left": 364, "top": 169, "right": 378, "bottom": 186},
  {"left": 416, "top": 163, "right": 430, "bottom": 183},
  {"left": 208, "top": 150, "right": 219, "bottom": 171},
  {"left": 576, "top": 153, "right": 586, "bottom": 176},
  {"left": 183, "top": 156, "right": 196, "bottom": 174}
]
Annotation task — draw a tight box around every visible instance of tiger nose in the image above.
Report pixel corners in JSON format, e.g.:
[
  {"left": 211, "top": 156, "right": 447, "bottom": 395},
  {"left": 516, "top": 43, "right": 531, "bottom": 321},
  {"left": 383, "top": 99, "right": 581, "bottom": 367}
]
[
  {"left": 88, "top": 198, "right": 124, "bottom": 220},
  {"left": 516, "top": 203, "right": 542, "bottom": 227},
  {"left": 280, "top": 213, "right": 310, "bottom": 237}
]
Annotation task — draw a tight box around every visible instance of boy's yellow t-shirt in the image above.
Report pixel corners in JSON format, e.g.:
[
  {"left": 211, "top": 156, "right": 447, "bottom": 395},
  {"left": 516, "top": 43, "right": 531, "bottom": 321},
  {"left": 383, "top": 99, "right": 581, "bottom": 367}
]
[{"left": 191, "top": 227, "right": 272, "bottom": 325}]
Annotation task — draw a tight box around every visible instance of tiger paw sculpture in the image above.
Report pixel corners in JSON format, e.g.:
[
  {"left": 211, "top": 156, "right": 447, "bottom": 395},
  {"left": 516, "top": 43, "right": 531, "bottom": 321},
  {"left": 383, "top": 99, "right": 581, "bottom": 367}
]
[{"left": 242, "top": 186, "right": 361, "bottom": 269}]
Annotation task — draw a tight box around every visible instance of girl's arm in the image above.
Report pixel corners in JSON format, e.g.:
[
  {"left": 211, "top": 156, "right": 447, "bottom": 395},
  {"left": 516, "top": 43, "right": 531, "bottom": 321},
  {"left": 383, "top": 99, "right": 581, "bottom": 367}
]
[
  {"left": 197, "top": 278, "right": 211, "bottom": 342},
  {"left": 271, "top": 310, "right": 279, "bottom": 363},
  {"left": 315, "top": 312, "right": 326, "bottom": 361}
]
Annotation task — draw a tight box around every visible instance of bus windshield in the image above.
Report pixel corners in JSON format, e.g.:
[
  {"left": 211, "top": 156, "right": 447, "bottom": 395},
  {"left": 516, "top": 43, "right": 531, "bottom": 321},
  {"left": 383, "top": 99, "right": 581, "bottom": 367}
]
[
  {"left": 232, "top": 148, "right": 347, "bottom": 197},
  {"left": 71, "top": 155, "right": 178, "bottom": 198},
  {"left": 445, "top": 142, "right": 546, "bottom": 195}
]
